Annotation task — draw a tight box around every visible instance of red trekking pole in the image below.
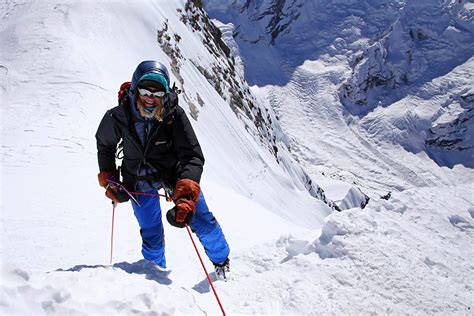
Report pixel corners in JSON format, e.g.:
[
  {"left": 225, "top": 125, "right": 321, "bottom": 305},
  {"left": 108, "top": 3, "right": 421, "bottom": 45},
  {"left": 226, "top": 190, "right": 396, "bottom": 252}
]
[
  {"left": 109, "top": 202, "right": 117, "bottom": 264},
  {"left": 185, "top": 223, "right": 226, "bottom": 315}
]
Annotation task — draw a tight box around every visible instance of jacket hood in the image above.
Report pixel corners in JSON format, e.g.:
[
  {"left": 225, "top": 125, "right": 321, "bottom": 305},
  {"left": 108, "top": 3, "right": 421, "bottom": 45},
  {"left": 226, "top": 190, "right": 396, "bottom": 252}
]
[{"left": 131, "top": 61, "right": 170, "bottom": 92}]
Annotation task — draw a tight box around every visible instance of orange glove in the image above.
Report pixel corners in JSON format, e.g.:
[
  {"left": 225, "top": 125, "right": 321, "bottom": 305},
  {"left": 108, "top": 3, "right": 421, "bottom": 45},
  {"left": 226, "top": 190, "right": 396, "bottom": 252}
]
[
  {"left": 98, "top": 171, "right": 130, "bottom": 203},
  {"left": 167, "top": 179, "right": 201, "bottom": 227},
  {"left": 173, "top": 179, "right": 201, "bottom": 202},
  {"left": 175, "top": 198, "right": 195, "bottom": 223}
]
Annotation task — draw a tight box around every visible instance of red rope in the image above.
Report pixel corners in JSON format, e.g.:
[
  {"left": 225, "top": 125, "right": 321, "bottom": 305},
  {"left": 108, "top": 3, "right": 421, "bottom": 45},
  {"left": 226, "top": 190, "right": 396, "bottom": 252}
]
[
  {"left": 185, "top": 223, "right": 226, "bottom": 316},
  {"left": 128, "top": 191, "right": 168, "bottom": 198},
  {"left": 109, "top": 202, "right": 116, "bottom": 264}
]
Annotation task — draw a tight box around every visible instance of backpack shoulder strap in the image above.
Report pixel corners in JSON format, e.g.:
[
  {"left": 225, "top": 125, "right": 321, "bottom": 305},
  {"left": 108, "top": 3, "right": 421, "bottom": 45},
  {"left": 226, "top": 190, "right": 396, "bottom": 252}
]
[{"left": 163, "top": 83, "right": 181, "bottom": 124}]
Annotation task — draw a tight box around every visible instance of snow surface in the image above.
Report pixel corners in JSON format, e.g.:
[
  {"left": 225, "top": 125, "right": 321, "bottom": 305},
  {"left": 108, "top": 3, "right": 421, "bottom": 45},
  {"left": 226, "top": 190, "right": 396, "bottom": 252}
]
[{"left": 1, "top": 0, "right": 474, "bottom": 315}]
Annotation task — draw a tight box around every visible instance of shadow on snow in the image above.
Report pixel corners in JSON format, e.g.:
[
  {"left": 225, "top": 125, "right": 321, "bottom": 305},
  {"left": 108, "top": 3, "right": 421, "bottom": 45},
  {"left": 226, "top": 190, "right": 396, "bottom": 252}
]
[{"left": 55, "top": 259, "right": 172, "bottom": 285}]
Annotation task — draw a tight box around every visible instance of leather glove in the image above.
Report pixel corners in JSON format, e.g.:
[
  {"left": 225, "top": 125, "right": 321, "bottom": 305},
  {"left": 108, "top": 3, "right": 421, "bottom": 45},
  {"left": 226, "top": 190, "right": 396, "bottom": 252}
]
[
  {"left": 98, "top": 171, "right": 130, "bottom": 203},
  {"left": 175, "top": 198, "right": 195, "bottom": 223},
  {"left": 166, "top": 202, "right": 194, "bottom": 228},
  {"left": 173, "top": 179, "right": 201, "bottom": 202},
  {"left": 166, "top": 179, "right": 201, "bottom": 228}
]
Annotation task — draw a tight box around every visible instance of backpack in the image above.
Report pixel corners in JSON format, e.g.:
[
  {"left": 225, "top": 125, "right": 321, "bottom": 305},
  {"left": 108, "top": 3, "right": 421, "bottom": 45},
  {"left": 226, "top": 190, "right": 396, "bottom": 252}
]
[{"left": 118, "top": 81, "right": 132, "bottom": 102}]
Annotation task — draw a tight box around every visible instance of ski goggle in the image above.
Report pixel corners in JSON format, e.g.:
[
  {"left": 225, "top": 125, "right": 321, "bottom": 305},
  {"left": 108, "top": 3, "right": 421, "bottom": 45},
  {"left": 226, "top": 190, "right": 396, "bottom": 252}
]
[{"left": 138, "top": 88, "right": 166, "bottom": 98}]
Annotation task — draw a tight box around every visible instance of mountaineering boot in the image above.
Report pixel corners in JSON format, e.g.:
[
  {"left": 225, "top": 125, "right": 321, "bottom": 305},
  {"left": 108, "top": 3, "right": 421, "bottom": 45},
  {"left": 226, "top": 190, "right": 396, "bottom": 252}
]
[{"left": 213, "top": 258, "right": 230, "bottom": 281}]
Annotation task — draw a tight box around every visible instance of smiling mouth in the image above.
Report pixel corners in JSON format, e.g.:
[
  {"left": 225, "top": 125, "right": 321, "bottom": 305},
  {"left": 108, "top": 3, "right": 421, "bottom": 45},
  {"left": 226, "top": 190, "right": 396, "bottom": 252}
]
[{"left": 144, "top": 101, "right": 155, "bottom": 106}]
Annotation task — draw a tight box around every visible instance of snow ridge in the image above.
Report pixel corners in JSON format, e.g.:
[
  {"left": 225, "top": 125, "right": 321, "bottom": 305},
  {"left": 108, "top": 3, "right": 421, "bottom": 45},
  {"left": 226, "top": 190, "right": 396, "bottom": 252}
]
[{"left": 162, "top": 1, "right": 337, "bottom": 209}]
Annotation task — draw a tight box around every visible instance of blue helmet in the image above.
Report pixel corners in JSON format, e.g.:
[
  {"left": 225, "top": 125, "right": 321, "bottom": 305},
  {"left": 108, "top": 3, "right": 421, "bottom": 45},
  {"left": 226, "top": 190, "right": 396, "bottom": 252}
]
[{"left": 131, "top": 60, "right": 170, "bottom": 92}]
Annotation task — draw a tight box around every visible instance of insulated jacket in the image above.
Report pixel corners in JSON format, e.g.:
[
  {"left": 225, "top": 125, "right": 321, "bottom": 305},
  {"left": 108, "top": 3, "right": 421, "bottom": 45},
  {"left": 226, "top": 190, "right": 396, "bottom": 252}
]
[{"left": 95, "top": 89, "right": 204, "bottom": 191}]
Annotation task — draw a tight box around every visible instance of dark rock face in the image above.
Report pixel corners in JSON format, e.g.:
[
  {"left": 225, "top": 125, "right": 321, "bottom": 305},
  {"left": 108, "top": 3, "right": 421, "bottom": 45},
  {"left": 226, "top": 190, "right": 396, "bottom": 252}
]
[{"left": 425, "top": 94, "right": 474, "bottom": 168}]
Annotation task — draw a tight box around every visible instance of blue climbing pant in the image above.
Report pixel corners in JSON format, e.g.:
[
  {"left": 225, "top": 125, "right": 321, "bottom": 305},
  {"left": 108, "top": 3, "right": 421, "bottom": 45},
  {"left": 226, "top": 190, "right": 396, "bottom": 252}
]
[{"left": 131, "top": 190, "right": 230, "bottom": 268}]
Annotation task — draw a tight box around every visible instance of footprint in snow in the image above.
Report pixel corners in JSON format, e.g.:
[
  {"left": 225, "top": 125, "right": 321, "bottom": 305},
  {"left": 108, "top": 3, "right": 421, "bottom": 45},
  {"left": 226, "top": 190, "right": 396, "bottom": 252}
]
[{"left": 448, "top": 214, "right": 474, "bottom": 231}]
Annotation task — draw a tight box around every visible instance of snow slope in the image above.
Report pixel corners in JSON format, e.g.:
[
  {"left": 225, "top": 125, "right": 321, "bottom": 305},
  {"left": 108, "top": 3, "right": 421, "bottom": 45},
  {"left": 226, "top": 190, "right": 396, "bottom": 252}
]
[
  {"left": 1, "top": 0, "right": 474, "bottom": 315},
  {"left": 3, "top": 175, "right": 473, "bottom": 314},
  {"left": 0, "top": 0, "right": 331, "bottom": 269},
  {"left": 1, "top": 0, "right": 330, "bottom": 313}
]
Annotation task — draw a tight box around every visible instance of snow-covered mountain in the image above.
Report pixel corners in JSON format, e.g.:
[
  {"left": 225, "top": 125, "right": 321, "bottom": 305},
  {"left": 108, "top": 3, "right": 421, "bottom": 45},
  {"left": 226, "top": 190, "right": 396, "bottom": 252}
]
[
  {"left": 204, "top": 0, "right": 405, "bottom": 86},
  {"left": 204, "top": 0, "right": 474, "bottom": 195},
  {"left": 1, "top": 0, "right": 474, "bottom": 314},
  {"left": 340, "top": 1, "right": 473, "bottom": 109},
  {"left": 169, "top": 2, "right": 336, "bottom": 208},
  {"left": 337, "top": 1, "right": 474, "bottom": 169}
]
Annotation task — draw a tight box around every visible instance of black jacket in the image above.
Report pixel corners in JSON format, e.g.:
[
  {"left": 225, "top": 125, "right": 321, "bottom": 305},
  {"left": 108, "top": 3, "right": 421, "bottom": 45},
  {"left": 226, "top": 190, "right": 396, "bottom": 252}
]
[{"left": 95, "top": 91, "right": 204, "bottom": 190}]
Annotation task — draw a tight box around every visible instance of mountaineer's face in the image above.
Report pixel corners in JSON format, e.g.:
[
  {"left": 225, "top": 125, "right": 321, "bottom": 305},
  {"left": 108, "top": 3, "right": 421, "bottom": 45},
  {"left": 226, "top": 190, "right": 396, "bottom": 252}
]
[{"left": 137, "top": 87, "right": 164, "bottom": 108}]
